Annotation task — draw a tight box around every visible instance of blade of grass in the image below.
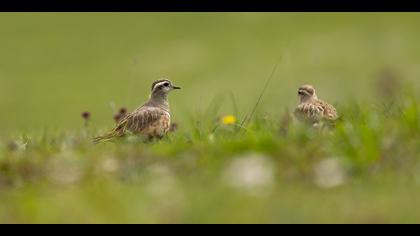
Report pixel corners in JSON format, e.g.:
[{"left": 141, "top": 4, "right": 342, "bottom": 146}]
[{"left": 240, "top": 59, "right": 281, "bottom": 133}]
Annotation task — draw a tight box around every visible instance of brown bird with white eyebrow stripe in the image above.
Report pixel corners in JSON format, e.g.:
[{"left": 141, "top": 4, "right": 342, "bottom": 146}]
[
  {"left": 93, "top": 79, "right": 181, "bottom": 143},
  {"left": 294, "top": 85, "right": 338, "bottom": 126}
]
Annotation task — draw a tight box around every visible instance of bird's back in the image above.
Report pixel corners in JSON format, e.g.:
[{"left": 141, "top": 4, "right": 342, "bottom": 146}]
[
  {"left": 115, "top": 104, "right": 171, "bottom": 137},
  {"left": 316, "top": 99, "right": 338, "bottom": 121},
  {"left": 294, "top": 99, "right": 338, "bottom": 124},
  {"left": 94, "top": 104, "right": 170, "bottom": 143}
]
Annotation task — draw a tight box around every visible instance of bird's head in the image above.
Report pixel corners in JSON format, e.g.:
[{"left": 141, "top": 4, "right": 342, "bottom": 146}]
[
  {"left": 151, "top": 79, "right": 181, "bottom": 98},
  {"left": 298, "top": 85, "right": 317, "bottom": 102}
]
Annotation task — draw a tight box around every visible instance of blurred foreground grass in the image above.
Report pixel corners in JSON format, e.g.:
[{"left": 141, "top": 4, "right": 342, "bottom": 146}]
[{"left": 0, "top": 93, "right": 419, "bottom": 223}]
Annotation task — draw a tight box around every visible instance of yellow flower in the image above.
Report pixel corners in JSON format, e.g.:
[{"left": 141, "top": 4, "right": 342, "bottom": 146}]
[{"left": 221, "top": 115, "right": 237, "bottom": 125}]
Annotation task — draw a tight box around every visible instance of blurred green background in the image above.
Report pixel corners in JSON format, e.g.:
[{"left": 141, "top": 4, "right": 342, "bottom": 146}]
[
  {"left": 1, "top": 13, "right": 420, "bottom": 224},
  {"left": 1, "top": 13, "right": 420, "bottom": 136}
]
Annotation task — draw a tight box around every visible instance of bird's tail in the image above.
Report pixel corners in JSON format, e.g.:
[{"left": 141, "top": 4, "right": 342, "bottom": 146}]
[{"left": 92, "top": 130, "right": 121, "bottom": 144}]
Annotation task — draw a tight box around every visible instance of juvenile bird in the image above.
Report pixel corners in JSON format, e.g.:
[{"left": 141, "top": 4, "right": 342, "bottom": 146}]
[
  {"left": 93, "top": 79, "right": 181, "bottom": 143},
  {"left": 294, "top": 85, "right": 338, "bottom": 126}
]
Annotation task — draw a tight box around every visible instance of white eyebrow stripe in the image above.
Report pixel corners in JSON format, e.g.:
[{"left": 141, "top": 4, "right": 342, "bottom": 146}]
[{"left": 153, "top": 81, "right": 169, "bottom": 90}]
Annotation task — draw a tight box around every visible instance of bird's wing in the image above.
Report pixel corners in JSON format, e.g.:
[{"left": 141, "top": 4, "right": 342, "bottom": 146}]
[
  {"left": 294, "top": 102, "right": 324, "bottom": 123},
  {"left": 115, "top": 106, "right": 168, "bottom": 134},
  {"left": 318, "top": 100, "right": 338, "bottom": 121}
]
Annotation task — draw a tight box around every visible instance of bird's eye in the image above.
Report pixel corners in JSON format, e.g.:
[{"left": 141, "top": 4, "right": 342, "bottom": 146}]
[{"left": 163, "top": 83, "right": 170, "bottom": 87}]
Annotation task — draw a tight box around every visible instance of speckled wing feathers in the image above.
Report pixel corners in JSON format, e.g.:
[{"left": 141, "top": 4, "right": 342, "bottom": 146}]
[
  {"left": 115, "top": 106, "right": 170, "bottom": 137},
  {"left": 294, "top": 99, "right": 338, "bottom": 124},
  {"left": 317, "top": 100, "right": 338, "bottom": 120}
]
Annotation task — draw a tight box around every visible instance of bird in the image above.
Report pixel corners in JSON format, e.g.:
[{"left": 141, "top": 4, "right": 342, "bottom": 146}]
[
  {"left": 293, "top": 85, "right": 338, "bottom": 126},
  {"left": 93, "top": 79, "right": 181, "bottom": 143}
]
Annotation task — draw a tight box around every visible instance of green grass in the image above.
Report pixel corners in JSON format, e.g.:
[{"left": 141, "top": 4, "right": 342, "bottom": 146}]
[
  {"left": 1, "top": 13, "right": 420, "bottom": 223},
  {"left": 1, "top": 97, "right": 420, "bottom": 223}
]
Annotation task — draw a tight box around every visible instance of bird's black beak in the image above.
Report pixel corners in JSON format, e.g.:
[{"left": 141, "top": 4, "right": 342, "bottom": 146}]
[
  {"left": 173, "top": 86, "right": 181, "bottom": 90},
  {"left": 298, "top": 90, "right": 304, "bottom": 95}
]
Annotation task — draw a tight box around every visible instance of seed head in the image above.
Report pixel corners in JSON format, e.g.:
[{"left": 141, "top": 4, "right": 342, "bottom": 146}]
[
  {"left": 7, "top": 141, "right": 18, "bottom": 151},
  {"left": 119, "top": 107, "right": 127, "bottom": 114},
  {"left": 169, "top": 122, "right": 179, "bottom": 132},
  {"left": 114, "top": 114, "right": 122, "bottom": 123},
  {"left": 81, "top": 111, "right": 91, "bottom": 120}
]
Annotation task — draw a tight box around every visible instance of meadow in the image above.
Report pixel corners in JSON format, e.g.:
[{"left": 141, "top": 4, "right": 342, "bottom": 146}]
[{"left": 0, "top": 13, "right": 420, "bottom": 223}]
